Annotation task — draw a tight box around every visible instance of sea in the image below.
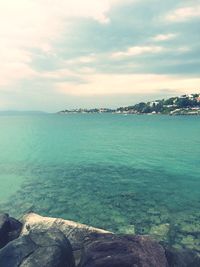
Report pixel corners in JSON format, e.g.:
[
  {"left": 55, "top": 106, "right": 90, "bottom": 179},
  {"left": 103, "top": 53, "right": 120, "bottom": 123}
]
[{"left": 0, "top": 113, "right": 199, "bottom": 250}]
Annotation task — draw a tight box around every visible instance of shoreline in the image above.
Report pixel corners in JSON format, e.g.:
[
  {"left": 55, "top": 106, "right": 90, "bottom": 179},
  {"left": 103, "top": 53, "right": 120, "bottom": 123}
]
[
  {"left": 58, "top": 93, "right": 200, "bottom": 116},
  {"left": 58, "top": 112, "right": 200, "bottom": 116}
]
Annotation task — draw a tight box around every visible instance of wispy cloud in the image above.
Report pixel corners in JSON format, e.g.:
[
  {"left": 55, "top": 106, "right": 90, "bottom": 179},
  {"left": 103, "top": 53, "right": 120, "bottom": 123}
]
[
  {"left": 64, "top": 55, "right": 96, "bottom": 65},
  {"left": 152, "top": 33, "right": 177, "bottom": 42},
  {"left": 166, "top": 5, "right": 200, "bottom": 22},
  {"left": 111, "top": 46, "right": 164, "bottom": 58}
]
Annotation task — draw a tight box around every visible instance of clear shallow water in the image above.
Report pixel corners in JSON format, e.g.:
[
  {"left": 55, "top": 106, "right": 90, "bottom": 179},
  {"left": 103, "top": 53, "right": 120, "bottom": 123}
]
[{"left": 0, "top": 114, "right": 199, "bottom": 251}]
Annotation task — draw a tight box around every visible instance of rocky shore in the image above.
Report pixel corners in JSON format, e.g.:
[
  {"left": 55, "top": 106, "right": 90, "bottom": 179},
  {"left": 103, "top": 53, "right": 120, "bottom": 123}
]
[{"left": 0, "top": 213, "right": 199, "bottom": 267}]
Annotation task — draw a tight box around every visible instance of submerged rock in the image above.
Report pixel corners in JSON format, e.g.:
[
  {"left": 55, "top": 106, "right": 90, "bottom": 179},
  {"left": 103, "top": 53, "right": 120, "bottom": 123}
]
[
  {"left": 118, "top": 224, "right": 135, "bottom": 235},
  {"left": 0, "top": 228, "right": 75, "bottom": 267},
  {"left": 78, "top": 233, "right": 168, "bottom": 267},
  {"left": 179, "top": 235, "right": 200, "bottom": 252},
  {"left": 179, "top": 222, "right": 200, "bottom": 235},
  {"left": 149, "top": 223, "right": 170, "bottom": 241},
  {"left": 0, "top": 213, "right": 22, "bottom": 249}
]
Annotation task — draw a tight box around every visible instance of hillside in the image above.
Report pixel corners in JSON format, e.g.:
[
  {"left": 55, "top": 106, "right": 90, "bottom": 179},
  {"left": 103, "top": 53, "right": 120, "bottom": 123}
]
[
  {"left": 117, "top": 93, "right": 200, "bottom": 115},
  {"left": 59, "top": 93, "right": 200, "bottom": 115}
]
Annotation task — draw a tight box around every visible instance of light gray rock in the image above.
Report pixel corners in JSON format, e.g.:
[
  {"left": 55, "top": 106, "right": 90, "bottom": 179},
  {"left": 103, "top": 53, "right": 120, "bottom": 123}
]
[
  {"left": 21, "top": 213, "right": 110, "bottom": 265},
  {"left": 21, "top": 213, "right": 110, "bottom": 249}
]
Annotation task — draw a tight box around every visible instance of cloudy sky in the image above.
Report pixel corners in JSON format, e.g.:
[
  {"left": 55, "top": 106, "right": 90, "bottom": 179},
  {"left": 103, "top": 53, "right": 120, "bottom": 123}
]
[{"left": 0, "top": 0, "right": 200, "bottom": 111}]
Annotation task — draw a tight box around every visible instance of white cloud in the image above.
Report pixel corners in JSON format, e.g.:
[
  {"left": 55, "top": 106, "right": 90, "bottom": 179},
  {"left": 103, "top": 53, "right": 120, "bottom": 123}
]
[
  {"left": 111, "top": 46, "right": 164, "bottom": 58},
  {"left": 111, "top": 44, "right": 191, "bottom": 59},
  {"left": 166, "top": 5, "right": 200, "bottom": 22},
  {"left": 152, "top": 33, "right": 177, "bottom": 42}
]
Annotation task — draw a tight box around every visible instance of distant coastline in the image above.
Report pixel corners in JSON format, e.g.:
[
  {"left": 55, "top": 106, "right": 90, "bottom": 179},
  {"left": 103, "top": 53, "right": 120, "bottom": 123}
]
[
  {"left": 58, "top": 93, "right": 200, "bottom": 116},
  {"left": 0, "top": 110, "right": 47, "bottom": 116}
]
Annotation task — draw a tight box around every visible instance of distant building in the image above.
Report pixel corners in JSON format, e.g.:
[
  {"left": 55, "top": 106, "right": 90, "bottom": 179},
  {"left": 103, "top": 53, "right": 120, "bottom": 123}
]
[
  {"left": 164, "top": 105, "right": 177, "bottom": 108},
  {"left": 149, "top": 101, "right": 160, "bottom": 107}
]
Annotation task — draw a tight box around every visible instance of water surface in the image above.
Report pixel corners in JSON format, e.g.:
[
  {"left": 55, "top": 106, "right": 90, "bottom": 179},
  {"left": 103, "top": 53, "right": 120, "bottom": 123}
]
[{"left": 0, "top": 114, "right": 199, "bottom": 251}]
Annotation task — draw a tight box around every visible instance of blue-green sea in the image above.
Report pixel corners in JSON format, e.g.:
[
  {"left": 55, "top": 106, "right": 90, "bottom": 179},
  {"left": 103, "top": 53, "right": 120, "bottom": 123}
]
[{"left": 0, "top": 114, "right": 200, "bottom": 251}]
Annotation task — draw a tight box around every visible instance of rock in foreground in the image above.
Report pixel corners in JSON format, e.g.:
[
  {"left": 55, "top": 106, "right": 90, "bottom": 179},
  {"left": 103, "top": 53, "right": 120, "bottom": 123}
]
[
  {"left": 0, "top": 213, "right": 22, "bottom": 249},
  {"left": 1, "top": 212, "right": 200, "bottom": 267},
  {"left": 0, "top": 228, "right": 75, "bottom": 267},
  {"left": 78, "top": 232, "right": 168, "bottom": 267},
  {"left": 21, "top": 213, "right": 110, "bottom": 265},
  {"left": 21, "top": 213, "right": 110, "bottom": 250}
]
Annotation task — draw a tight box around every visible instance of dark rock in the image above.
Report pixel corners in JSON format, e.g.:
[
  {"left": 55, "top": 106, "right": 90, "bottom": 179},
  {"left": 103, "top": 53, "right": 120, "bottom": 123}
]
[
  {"left": 0, "top": 213, "right": 22, "bottom": 248},
  {"left": 8, "top": 217, "right": 23, "bottom": 242},
  {"left": 0, "top": 214, "right": 10, "bottom": 248},
  {"left": 79, "top": 233, "right": 168, "bottom": 267},
  {"left": 0, "top": 228, "right": 75, "bottom": 267},
  {"left": 165, "top": 247, "right": 200, "bottom": 267},
  {"left": 0, "top": 235, "right": 37, "bottom": 267}
]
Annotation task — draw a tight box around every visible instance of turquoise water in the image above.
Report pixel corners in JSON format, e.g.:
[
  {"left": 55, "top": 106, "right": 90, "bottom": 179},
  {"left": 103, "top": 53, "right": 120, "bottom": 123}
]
[{"left": 0, "top": 114, "right": 199, "bottom": 251}]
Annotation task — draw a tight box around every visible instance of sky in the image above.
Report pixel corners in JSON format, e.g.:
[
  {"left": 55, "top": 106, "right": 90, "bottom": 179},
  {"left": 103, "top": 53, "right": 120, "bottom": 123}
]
[{"left": 0, "top": 0, "right": 200, "bottom": 111}]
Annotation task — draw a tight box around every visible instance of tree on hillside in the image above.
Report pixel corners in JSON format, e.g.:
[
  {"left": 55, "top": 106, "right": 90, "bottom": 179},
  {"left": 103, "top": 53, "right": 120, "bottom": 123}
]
[
  {"left": 134, "top": 102, "right": 147, "bottom": 113},
  {"left": 176, "top": 98, "right": 196, "bottom": 108},
  {"left": 164, "top": 98, "right": 175, "bottom": 105}
]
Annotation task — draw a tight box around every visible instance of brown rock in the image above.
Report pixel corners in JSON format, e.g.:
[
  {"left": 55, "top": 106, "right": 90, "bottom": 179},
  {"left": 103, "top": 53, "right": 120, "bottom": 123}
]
[{"left": 78, "top": 233, "right": 168, "bottom": 267}]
